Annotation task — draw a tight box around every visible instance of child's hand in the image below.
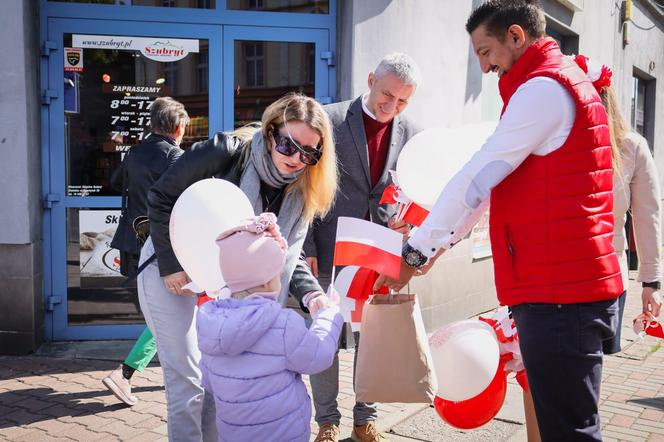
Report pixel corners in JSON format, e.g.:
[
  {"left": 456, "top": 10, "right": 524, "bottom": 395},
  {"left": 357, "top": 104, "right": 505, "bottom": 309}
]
[{"left": 308, "top": 293, "right": 338, "bottom": 316}]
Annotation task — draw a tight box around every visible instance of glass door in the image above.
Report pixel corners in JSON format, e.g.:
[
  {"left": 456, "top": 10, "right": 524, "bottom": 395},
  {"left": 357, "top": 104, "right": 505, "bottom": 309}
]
[
  {"left": 44, "top": 18, "right": 221, "bottom": 340},
  {"left": 222, "top": 25, "right": 333, "bottom": 130}
]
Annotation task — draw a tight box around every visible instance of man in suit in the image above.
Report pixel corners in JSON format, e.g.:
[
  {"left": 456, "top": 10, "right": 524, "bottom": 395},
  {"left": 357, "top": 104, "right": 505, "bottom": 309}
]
[{"left": 303, "top": 53, "right": 421, "bottom": 442}]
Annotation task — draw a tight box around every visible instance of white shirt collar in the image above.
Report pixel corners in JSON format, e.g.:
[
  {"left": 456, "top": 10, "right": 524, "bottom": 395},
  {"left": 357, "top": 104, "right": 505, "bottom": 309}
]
[{"left": 361, "top": 93, "right": 378, "bottom": 121}]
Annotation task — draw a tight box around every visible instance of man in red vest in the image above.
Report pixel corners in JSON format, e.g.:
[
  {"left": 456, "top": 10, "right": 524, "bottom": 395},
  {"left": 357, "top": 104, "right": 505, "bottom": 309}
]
[{"left": 376, "top": 1, "right": 626, "bottom": 440}]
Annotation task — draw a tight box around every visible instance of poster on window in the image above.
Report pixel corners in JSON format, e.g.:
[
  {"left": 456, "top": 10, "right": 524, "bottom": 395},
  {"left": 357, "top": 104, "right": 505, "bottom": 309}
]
[
  {"left": 79, "top": 210, "right": 122, "bottom": 277},
  {"left": 471, "top": 209, "right": 492, "bottom": 260}
]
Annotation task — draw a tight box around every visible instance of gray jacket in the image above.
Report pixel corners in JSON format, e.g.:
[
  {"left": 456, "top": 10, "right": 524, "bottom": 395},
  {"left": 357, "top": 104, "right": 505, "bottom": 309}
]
[{"left": 304, "top": 97, "right": 421, "bottom": 275}]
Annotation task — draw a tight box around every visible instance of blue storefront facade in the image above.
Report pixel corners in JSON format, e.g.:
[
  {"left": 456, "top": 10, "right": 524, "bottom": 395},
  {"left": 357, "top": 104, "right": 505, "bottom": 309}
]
[
  {"left": 3, "top": 0, "right": 663, "bottom": 354},
  {"left": 3, "top": 0, "right": 337, "bottom": 351}
]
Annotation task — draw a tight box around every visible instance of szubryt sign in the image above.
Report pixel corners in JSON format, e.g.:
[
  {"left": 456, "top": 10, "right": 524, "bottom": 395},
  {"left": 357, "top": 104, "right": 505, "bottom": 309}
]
[{"left": 72, "top": 34, "right": 199, "bottom": 62}]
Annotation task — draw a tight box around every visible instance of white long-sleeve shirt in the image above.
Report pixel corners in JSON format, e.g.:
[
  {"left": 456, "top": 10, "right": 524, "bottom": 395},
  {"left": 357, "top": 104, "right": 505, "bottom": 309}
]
[{"left": 409, "top": 76, "right": 576, "bottom": 257}]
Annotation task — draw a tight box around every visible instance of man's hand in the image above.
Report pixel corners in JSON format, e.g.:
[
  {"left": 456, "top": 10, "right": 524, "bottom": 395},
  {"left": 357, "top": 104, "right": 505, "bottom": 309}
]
[
  {"left": 388, "top": 215, "right": 411, "bottom": 237},
  {"left": 374, "top": 259, "right": 418, "bottom": 292},
  {"left": 642, "top": 286, "right": 662, "bottom": 317},
  {"left": 305, "top": 256, "right": 319, "bottom": 278},
  {"left": 163, "top": 271, "right": 194, "bottom": 296}
]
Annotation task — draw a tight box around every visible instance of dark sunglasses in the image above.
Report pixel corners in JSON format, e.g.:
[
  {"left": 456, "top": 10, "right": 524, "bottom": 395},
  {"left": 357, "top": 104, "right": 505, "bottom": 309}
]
[{"left": 272, "top": 127, "right": 322, "bottom": 166}]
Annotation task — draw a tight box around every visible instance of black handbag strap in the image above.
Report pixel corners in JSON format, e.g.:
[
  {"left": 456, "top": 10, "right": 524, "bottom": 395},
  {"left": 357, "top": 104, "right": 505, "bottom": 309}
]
[
  {"left": 122, "top": 252, "right": 157, "bottom": 287},
  {"left": 120, "top": 149, "right": 131, "bottom": 217}
]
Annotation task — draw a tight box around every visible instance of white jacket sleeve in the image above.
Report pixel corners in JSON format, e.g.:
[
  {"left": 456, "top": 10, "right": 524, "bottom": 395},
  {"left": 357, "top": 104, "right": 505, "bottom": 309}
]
[
  {"left": 409, "top": 77, "right": 575, "bottom": 257},
  {"left": 629, "top": 134, "right": 663, "bottom": 283}
]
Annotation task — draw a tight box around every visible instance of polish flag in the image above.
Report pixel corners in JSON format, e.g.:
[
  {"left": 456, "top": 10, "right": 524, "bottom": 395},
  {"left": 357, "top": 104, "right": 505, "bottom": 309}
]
[
  {"left": 333, "top": 217, "right": 402, "bottom": 280},
  {"left": 334, "top": 266, "right": 389, "bottom": 332},
  {"left": 402, "top": 202, "right": 429, "bottom": 227},
  {"left": 379, "top": 183, "right": 430, "bottom": 227}
]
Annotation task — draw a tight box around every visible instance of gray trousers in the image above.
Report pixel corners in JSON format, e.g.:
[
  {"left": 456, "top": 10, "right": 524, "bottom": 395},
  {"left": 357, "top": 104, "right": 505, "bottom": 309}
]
[
  {"left": 309, "top": 273, "right": 378, "bottom": 426},
  {"left": 137, "top": 238, "right": 217, "bottom": 442}
]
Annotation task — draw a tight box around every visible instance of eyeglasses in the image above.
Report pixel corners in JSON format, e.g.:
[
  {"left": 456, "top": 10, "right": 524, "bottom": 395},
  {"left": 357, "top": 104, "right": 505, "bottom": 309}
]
[{"left": 272, "top": 127, "right": 322, "bottom": 166}]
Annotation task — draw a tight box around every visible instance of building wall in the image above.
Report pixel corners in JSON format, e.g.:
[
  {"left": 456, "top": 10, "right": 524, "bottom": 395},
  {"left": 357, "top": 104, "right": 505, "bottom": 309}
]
[
  {"left": 0, "top": 0, "right": 44, "bottom": 354},
  {"left": 337, "top": 0, "right": 664, "bottom": 331}
]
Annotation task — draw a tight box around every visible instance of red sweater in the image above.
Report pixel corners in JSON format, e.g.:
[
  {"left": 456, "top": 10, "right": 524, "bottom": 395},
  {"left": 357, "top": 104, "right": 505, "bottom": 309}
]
[
  {"left": 489, "top": 38, "right": 623, "bottom": 305},
  {"left": 362, "top": 111, "right": 392, "bottom": 187}
]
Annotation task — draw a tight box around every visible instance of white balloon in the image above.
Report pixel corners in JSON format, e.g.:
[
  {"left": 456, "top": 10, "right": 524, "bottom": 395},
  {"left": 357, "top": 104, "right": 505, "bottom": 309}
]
[
  {"left": 396, "top": 122, "right": 498, "bottom": 210},
  {"left": 429, "top": 319, "right": 500, "bottom": 402},
  {"left": 169, "top": 178, "right": 255, "bottom": 293}
]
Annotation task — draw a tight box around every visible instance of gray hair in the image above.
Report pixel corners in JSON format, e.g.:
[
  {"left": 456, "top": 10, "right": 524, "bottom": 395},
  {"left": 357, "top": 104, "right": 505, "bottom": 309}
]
[
  {"left": 150, "top": 97, "right": 189, "bottom": 136},
  {"left": 374, "top": 53, "right": 422, "bottom": 88}
]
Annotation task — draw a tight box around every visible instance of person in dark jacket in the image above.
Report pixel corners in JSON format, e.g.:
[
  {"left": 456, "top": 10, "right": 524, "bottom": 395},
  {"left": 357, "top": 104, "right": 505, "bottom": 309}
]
[
  {"left": 110, "top": 96, "right": 188, "bottom": 270},
  {"left": 102, "top": 97, "right": 189, "bottom": 407},
  {"left": 137, "top": 93, "right": 338, "bottom": 441}
]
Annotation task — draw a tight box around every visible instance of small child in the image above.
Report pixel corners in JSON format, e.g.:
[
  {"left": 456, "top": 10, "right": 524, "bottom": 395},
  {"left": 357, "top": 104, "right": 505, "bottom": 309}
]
[{"left": 196, "top": 213, "right": 343, "bottom": 442}]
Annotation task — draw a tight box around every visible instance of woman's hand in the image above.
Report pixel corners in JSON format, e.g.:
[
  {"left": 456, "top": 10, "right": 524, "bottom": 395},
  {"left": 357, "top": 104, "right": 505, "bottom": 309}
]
[
  {"left": 642, "top": 286, "right": 662, "bottom": 317},
  {"left": 305, "top": 256, "right": 319, "bottom": 277},
  {"left": 163, "top": 271, "right": 194, "bottom": 296}
]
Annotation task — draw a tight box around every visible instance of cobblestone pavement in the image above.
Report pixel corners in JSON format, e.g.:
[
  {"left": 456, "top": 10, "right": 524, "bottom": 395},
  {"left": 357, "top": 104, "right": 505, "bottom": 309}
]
[{"left": 1, "top": 274, "right": 663, "bottom": 441}]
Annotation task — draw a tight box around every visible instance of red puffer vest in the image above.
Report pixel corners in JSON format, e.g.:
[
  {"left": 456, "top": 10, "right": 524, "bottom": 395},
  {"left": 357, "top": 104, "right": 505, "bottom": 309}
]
[{"left": 489, "top": 38, "right": 623, "bottom": 306}]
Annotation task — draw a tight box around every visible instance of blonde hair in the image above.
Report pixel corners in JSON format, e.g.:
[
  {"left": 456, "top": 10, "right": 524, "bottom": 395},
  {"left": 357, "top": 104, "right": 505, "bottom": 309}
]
[
  {"left": 600, "top": 85, "right": 627, "bottom": 176},
  {"left": 261, "top": 93, "right": 338, "bottom": 223}
]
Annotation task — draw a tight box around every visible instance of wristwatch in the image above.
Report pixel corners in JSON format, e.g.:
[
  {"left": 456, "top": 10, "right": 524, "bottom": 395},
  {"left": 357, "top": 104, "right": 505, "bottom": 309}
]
[
  {"left": 402, "top": 242, "right": 428, "bottom": 268},
  {"left": 642, "top": 281, "right": 661, "bottom": 290}
]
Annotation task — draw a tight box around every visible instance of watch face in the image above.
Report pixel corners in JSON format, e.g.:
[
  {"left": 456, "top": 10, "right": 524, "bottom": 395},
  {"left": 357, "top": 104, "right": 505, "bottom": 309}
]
[{"left": 406, "top": 250, "right": 425, "bottom": 267}]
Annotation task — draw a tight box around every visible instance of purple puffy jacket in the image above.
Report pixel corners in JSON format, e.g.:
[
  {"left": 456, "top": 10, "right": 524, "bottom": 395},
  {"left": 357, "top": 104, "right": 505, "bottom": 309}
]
[{"left": 197, "top": 296, "right": 343, "bottom": 442}]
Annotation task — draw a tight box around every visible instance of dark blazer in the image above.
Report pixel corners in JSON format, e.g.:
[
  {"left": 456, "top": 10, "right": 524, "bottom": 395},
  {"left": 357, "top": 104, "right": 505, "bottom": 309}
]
[
  {"left": 110, "top": 133, "right": 183, "bottom": 255},
  {"left": 304, "top": 97, "right": 421, "bottom": 275},
  {"left": 147, "top": 132, "right": 322, "bottom": 304}
]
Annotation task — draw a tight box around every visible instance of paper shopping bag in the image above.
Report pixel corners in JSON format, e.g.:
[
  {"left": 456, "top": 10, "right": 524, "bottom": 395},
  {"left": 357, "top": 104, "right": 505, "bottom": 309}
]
[{"left": 354, "top": 294, "right": 438, "bottom": 403}]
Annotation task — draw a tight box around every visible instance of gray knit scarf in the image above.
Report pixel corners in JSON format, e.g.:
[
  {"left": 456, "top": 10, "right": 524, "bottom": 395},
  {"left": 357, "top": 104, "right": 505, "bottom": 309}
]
[{"left": 239, "top": 131, "right": 308, "bottom": 306}]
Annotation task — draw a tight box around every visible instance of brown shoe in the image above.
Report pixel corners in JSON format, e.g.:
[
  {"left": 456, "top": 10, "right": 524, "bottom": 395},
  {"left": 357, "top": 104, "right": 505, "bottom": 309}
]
[
  {"left": 351, "top": 421, "right": 388, "bottom": 442},
  {"left": 314, "top": 423, "right": 340, "bottom": 442}
]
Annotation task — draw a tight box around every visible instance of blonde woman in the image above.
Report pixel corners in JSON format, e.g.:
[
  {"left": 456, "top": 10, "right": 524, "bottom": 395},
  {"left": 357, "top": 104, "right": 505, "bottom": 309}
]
[
  {"left": 593, "top": 66, "right": 662, "bottom": 353},
  {"left": 138, "top": 93, "right": 338, "bottom": 441}
]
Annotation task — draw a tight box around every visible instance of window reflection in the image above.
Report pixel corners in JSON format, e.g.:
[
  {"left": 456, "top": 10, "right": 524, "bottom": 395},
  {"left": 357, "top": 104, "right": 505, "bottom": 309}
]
[
  {"left": 64, "top": 34, "right": 209, "bottom": 197},
  {"left": 67, "top": 208, "right": 143, "bottom": 325},
  {"left": 51, "top": 0, "right": 216, "bottom": 8},
  {"left": 234, "top": 40, "right": 315, "bottom": 127},
  {"left": 631, "top": 76, "right": 647, "bottom": 136},
  {"left": 227, "top": 0, "right": 328, "bottom": 14}
]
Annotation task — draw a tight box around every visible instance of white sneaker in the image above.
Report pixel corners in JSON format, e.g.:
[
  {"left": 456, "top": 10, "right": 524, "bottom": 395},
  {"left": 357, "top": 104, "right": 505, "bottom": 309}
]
[{"left": 102, "top": 365, "right": 138, "bottom": 406}]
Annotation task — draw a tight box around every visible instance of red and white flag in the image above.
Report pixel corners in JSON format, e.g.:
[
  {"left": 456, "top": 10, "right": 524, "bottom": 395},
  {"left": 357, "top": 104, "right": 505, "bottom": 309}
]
[
  {"left": 380, "top": 181, "right": 430, "bottom": 227},
  {"left": 333, "top": 266, "right": 389, "bottom": 332},
  {"left": 333, "top": 217, "right": 402, "bottom": 279}
]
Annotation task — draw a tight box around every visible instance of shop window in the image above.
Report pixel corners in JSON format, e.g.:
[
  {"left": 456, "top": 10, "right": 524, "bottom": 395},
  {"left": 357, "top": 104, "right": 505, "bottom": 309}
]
[
  {"left": 244, "top": 42, "right": 265, "bottom": 87},
  {"left": 164, "top": 62, "right": 178, "bottom": 95},
  {"left": 234, "top": 40, "right": 314, "bottom": 127},
  {"left": 631, "top": 73, "right": 656, "bottom": 152},
  {"left": 227, "top": 0, "right": 328, "bottom": 14},
  {"left": 62, "top": 34, "right": 210, "bottom": 325},
  {"left": 62, "top": 33, "right": 209, "bottom": 199},
  {"left": 197, "top": 48, "right": 209, "bottom": 93},
  {"left": 546, "top": 25, "right": 579, "bottom": 55}
]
